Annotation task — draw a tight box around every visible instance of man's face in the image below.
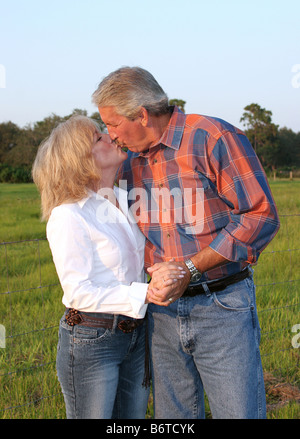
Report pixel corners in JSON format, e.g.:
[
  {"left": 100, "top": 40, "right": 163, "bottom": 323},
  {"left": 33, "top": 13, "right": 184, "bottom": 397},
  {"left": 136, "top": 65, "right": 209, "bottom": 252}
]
[{"left": 98, "top": 106, "right": 150, "bottom": 153}]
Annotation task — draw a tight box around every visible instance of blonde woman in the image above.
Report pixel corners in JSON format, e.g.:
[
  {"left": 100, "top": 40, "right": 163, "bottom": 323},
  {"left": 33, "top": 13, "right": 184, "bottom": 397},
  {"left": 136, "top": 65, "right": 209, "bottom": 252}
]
[{"left": 32, "top": 115, "right": 183, "bottom": 419}]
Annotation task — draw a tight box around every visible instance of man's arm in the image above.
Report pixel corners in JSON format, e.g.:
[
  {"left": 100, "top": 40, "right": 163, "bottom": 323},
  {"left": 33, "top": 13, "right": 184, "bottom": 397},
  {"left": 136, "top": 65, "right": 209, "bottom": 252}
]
[{"left": 147, "top": 246, "right": 229, "bottom": 306}]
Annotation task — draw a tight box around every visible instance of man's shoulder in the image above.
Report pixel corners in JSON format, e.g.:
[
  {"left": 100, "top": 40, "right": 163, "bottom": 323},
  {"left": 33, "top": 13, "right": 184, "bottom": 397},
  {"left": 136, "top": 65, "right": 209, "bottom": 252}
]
[{"left": 185, "top": 113, "right": 245, "bottom": 140}]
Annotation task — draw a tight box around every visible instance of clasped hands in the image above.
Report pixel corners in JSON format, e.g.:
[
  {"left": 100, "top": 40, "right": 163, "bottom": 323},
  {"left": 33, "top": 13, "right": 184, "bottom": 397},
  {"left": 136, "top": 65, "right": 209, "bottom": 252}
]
[{"left": 145, "top": 259, "right": 191, "bottom": 306}]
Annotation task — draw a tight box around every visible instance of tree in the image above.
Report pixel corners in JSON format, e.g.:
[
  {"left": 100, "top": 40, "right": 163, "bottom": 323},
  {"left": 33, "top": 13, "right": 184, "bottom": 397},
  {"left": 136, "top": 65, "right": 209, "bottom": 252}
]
[
  {"left": 0, "top": 121, "right": 21, "bottom": 163},
  {"left": 0, "top": 108, "right": 108, "bottom": 181},
  {"left": 240, "top": 103, "right": 279, "bottom": 170},
  {"left": 90, "top": 112, "right": 106, "bottom": 132},
  {"left": 169, "top": 99, "right": 186, "bottom": 113},
  {"left": 277, "top": 127, "right": 300, "bottom": 168},
  {"left": 3, "top": 113, "right": 66, "bottom": 168}
]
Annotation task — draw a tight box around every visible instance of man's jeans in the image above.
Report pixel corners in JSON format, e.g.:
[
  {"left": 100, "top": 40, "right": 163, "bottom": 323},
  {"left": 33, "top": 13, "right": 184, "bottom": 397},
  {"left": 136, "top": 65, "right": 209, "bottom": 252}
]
[
  {"left": 148, "top": 275, "right": 266, "bottom": 419},
  {"left": 56, "top": 313, "right": 149, "bottom": 419}
]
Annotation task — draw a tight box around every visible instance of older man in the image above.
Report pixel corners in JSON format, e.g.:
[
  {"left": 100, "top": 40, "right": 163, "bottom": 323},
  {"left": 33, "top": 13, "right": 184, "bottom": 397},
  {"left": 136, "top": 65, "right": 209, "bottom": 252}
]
[{"left": 92, "top": 67, "right": 280, "bottom": 419}]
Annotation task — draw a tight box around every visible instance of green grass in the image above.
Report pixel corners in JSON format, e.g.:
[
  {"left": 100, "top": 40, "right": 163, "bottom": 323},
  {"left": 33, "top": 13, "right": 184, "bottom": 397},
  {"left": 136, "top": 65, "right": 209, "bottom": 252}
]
[
  {"left": 246, "top": 180, "right": 300, "bottom": 418},
  {"left": 0, "top": 181, "right": 299, "bottom": 419},
  {"left": 0, "top": 183, "right": 46, "bottom": 242}
]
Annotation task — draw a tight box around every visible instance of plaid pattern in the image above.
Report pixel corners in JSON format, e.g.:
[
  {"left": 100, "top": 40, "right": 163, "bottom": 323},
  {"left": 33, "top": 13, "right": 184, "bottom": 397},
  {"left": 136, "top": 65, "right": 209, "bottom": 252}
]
[{"left": 118, "top": 107, "right": 280, "bottom": 281}]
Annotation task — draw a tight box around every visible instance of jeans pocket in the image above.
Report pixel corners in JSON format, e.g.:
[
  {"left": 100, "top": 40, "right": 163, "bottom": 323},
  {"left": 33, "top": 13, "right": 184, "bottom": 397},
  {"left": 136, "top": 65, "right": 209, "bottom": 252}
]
[
  {"left": 212, "top": 279, "right": 253, "bottom": 312},
  {"left": 73, "top": 326, "right": 111, "bottom": 344}
]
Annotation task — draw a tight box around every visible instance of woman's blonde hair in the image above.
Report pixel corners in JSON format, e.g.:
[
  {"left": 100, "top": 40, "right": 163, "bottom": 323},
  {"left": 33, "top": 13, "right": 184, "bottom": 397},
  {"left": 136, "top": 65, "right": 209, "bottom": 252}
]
[{"left": 32, "top": 115, "right": 101, "bottom": 221}]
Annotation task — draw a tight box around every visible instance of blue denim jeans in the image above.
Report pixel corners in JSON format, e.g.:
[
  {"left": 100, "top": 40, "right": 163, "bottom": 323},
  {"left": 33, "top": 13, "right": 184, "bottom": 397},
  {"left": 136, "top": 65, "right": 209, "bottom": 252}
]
[
  {"left": 148, "top": 275, "right": 266, "bottom": 419},
  {"left": 56, "top": 312, "right": 149, "bottom": 419}
]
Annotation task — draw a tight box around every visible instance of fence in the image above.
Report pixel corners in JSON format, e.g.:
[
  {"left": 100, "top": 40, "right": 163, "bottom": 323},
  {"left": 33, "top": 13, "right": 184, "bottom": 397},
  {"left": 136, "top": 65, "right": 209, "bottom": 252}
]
[{"left": 0, "top": 214, "right": 299, "bottom": 418}]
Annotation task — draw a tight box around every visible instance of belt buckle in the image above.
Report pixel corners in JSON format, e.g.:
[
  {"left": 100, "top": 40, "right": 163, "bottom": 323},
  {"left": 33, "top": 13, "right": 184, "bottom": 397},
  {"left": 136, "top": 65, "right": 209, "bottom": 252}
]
[
  {"left": 66, "top": 309, "right": 83, "bottom": 326},
  {"left": 118, "top": 319, "right": 138, "bottom": 333}
]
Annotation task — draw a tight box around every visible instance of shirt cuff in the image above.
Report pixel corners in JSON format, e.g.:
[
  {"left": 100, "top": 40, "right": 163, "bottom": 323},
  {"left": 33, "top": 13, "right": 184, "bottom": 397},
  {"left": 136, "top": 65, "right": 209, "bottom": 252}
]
[
  {"left": 209, "top": 229, "right": 257, "bottom": 264},
  {"left": 129, "top": 282, "right": 148, "bottom": 318}
]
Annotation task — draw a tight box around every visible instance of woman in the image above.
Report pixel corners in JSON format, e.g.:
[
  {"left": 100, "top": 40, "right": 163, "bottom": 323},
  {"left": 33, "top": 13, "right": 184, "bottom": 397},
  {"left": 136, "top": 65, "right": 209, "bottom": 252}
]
[{"left": 32, "top": 115, "right": 183, "bottom": 419}]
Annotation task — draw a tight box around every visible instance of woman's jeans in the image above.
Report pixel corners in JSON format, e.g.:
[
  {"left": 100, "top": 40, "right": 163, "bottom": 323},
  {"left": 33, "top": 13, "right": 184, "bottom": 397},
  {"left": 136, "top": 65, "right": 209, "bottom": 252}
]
[
  {"left": 148, "top": 276, "right": 266, "bottom": 419},
  {"left": 56, "top": 312, "right": 149, "bottom": 419}
]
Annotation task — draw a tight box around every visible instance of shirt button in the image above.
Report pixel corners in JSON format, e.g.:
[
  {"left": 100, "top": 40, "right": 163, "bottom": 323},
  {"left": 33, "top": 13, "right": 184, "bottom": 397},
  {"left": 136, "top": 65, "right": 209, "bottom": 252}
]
[
  {"left": 159, "top": 183, "right": 163, "bottom": 188},
  {"left": 153, "top": 159, "right": 158, "bottom": 164}
]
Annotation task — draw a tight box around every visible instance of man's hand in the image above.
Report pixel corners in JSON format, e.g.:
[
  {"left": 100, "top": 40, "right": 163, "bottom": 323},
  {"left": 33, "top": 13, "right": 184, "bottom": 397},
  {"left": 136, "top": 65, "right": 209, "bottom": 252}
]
[{"left": 146, "top": 261, "right": 191, "bottom": 306}]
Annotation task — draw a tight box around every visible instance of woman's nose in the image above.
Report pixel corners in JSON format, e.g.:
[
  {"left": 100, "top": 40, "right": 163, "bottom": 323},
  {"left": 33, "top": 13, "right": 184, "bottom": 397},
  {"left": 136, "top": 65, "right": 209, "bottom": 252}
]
[{"left": 102, "top": 133, "right": 114, "bottom": 144}]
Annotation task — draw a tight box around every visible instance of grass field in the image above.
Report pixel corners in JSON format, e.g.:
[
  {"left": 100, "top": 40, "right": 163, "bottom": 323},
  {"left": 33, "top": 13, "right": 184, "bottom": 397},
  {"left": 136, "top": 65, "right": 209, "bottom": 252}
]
[{"left": 0, "top": 181, "right": 299, "bottom": 419}]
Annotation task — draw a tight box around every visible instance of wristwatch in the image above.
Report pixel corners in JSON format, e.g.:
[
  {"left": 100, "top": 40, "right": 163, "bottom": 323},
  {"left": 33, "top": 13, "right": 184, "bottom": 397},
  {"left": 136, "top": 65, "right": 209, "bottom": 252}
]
[{"left": 184, "top": 258, "right": 202, "bottom": 282}]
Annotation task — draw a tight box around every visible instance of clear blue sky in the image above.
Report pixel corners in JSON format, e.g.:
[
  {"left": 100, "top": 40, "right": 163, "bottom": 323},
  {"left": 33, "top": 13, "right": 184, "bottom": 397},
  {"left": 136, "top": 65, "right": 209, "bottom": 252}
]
[{"left": 0, "top": 0, "right": 299, "bottom": 132}]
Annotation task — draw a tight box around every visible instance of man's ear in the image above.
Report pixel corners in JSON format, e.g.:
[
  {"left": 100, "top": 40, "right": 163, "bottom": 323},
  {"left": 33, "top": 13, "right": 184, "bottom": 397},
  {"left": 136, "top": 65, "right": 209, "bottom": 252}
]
[{"left": 139, "top": 107, "right": 149, "bottom": 127}]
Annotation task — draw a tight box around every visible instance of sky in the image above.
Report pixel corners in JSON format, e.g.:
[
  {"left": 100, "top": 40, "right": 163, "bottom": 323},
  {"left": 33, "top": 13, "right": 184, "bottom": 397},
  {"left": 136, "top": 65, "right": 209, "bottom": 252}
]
[{"left": 0, "top": 0, "right": 299, "bottom": 132}]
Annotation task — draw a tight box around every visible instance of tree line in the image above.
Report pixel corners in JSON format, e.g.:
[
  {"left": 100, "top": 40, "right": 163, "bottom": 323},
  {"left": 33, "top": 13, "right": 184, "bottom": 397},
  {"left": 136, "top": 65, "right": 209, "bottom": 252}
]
[{"left": 0, "top": 103, "right": 299, "bottom": 183}]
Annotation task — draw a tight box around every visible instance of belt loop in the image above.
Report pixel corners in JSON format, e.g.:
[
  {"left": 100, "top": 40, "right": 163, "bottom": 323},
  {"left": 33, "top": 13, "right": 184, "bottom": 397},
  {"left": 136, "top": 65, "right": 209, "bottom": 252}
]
[
  {"left": 201, "top": 282, "right": 212, "bottom": 297},
  {"left": 112, "top": 315, "right": 119, "bottom": 332}
]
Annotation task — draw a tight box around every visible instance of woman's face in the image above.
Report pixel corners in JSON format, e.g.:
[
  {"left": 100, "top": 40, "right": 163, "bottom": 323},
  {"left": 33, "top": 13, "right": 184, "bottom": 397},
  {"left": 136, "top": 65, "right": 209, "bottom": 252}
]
[{"left": 92, "top": 131, "right": 127, "bottom": 172}]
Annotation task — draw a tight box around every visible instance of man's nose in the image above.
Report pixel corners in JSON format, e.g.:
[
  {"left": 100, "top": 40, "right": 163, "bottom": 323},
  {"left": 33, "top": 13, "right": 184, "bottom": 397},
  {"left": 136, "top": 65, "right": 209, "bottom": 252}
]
[{"left": 108, "top": 128, "right": 118, "bottom": 141}]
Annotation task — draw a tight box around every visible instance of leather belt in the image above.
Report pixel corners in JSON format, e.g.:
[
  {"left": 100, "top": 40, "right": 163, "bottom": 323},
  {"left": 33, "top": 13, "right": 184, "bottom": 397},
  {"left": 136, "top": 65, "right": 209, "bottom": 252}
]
[
  {"left": 183, "top": 268, "right": 250, "bottom": 297},
  {"left": 65, "top": 308, "right": 145, "bottom": 333}
]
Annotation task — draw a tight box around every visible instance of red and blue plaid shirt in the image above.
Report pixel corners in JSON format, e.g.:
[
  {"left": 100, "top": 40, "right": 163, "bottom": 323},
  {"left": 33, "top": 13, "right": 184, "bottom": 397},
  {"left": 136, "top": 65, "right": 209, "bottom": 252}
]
[{"left": 118, "top": 106, "right": 280, "bottom": 281}]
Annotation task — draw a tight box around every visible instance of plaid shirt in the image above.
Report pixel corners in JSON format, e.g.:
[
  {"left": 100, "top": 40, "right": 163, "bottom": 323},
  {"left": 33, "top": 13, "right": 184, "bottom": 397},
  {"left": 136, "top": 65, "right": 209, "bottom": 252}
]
[{"left": 118, "top": 106, "right": 280, "bottom": 281}]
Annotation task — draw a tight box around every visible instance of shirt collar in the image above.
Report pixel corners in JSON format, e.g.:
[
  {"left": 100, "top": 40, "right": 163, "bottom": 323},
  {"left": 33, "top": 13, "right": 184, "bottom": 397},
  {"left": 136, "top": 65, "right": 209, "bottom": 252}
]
[
  {"left": 158, "top": 106, "right": 186, "bottom": 150},
  {"left": 135, "top": 106, "right": 186, "bottom": 158},
  {"left": 126, "top": 106, "right": 186, "bottom": 160},
  {"left": 77, "top": 190, "right": 94, "bottom": 209}
]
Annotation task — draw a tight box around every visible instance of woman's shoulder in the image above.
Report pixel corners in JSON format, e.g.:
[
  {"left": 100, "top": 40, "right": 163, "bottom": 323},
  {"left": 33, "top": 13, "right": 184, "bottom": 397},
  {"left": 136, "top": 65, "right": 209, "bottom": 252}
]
[
  {"left": 51, "top": 201, "right": 80, "bottom": 214},
  {"left": 46, "top": 201, "right": 89, "bottom": 242},
  {"left": 48, "top": 201, "right": 83, "bottom": 225}
]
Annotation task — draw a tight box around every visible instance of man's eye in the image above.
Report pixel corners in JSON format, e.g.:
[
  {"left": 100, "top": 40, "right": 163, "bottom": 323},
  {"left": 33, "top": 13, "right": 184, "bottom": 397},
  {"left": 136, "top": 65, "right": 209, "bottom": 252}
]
[{"left": 97, "top": 136, "right": 102, "bottom": 142}]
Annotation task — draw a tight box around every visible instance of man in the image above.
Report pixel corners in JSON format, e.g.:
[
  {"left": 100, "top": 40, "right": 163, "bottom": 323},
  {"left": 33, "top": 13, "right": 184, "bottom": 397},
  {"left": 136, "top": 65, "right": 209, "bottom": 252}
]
[{"left": 92, "top": 67, "right": 280, "bottom": 419}]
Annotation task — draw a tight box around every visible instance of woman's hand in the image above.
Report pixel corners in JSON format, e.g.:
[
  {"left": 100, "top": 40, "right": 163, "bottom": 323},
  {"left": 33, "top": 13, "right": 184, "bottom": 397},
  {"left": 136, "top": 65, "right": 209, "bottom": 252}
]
[
  {"left": 146, "top": 260, "right": 191, "bottom": 306},
  {"left": 148, "top": 259, "right": 186, "bottom": 289}
]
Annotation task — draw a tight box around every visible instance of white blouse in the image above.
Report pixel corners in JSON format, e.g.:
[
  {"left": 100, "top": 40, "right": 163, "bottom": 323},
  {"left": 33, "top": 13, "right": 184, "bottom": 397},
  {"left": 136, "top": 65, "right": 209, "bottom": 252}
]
[{"left": 46, "top": 186, "right": 148, "bottom": 319}]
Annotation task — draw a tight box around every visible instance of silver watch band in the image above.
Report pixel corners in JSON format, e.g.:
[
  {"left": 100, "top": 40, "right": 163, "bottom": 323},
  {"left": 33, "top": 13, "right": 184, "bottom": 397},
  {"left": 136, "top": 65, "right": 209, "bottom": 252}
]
[{"left": 184, "top": 258, "right": 202, "bottom": 281}]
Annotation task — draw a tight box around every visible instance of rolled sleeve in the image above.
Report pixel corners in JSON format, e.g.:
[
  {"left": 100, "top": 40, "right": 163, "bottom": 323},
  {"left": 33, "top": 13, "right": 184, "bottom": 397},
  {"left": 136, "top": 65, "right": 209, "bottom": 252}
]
[{"left": 208, "top": 131, "right": 280, "bottom": 264}]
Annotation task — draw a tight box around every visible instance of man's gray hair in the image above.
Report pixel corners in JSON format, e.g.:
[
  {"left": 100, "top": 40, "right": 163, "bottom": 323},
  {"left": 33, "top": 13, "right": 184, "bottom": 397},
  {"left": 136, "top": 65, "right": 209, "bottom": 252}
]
[{"left": 92, "top": 66, "right": 170, "bottom": 119}]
